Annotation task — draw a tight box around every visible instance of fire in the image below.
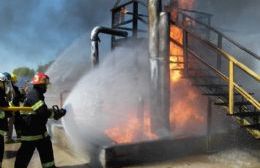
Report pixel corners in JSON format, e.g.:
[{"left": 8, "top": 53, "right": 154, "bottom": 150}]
[
  {"left": 178, "top": 0, "right": 195, "bottom": 9},
  {"left": 105, "top": 111, "right": 157, "bottom": 144},
  {"left": 170, "top": 81, "right": 205, "bottom": 133},
  {"left": 170, "top": 25, "right": 184, "bottom": 82},
  {"left": 169, "top": 0, "right": 206, "bottom": 135},
  {"left": 105, "top": 0, "right": 204, "bottom": 144}
]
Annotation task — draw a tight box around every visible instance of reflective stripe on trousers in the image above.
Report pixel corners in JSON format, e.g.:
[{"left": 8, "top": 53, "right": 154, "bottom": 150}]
[
  {"left": 0, "top": 111, "right": 5, "bottom": 119},
  {"left": 0, "top": 130, "right": 5, "bottom": 137},
  {"left": 42, "top": 161, "right": 55, "bottom": 168},
  {"left": 21, "top": 132, "right": 48, "bottom": 141}
]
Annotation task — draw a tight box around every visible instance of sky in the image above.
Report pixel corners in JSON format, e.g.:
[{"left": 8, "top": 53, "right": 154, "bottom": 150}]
[
  {"left": 0, "top": 0, "right": 260, "bottom": 72},
  {"left": 0, "top": 0, "right": 112, "bottom": 72}
]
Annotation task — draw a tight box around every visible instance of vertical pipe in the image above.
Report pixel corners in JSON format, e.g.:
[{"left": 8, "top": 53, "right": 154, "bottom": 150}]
[
  {"left": 207, "top": 98, "right": 212, "bottom": 152},
  {"left": 91, "top": 40, "right": 99, "bottom": 66},
  {"left": 148, "top": 0, "right": 160, "bottom": 135},
  {"left": 148, "top": 0, "right": 171, "bottom": 136},
  {"left": 133, "top": 1, "right": 138, "bottom": 38},
  {"left": 158, "top": 12, "right": 171, "bottom": 132},
  {"left": 148, "top": 0, "right": 160, "bottom": 59},
  {"left": 229, "top": 61, "right": 234, "bottom": 115}
]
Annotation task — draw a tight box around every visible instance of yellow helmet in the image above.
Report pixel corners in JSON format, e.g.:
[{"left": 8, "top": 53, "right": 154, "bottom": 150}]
[{"left": 11, "top": 73, "right": 17, "bottom": 83}]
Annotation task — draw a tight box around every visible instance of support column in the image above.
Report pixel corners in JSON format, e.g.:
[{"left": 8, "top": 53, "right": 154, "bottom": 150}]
[{"left": 148, "top": 0, "right": 170, "bottom": 137}]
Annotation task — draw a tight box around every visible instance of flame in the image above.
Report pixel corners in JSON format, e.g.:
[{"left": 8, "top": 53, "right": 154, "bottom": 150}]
[
  {"left": 105, "top": 111, "right": 157, "bottom": 144},
  {"left": 105, "top": 0, "right": 204, "bottom": 144},
  {"left": 178, "top": 0, "right": 195, "bottom": 9},
  {"left": 170, "top": 25, "right": 184, "bottom": 82},
  {"left": 169, "top": 0, "right": 206, "bottom": 135},
  {"left": 170, "top": 82, "right": 205, "bottom": 131},
  {"left": 120, "top": 7, "right": 128, "bottom": 14}
]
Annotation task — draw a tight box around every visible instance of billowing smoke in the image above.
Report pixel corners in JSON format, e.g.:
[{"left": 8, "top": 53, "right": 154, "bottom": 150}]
[{"left": 62, "top": 41, "right": 150, "bottom": 156}]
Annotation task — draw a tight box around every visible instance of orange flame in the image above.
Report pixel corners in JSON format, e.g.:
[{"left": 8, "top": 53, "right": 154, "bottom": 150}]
[
  {"left": 170, "top": 81, "right": 205, "bottom": 133},
  {"left": 169, "top": 0, "right": 206, "bottom": 135},
  {"left": 105, "top": 111, "right": 157, "bottom": 144},
  {"left": 179, "top": 0, "right": 195, "bottom": 9},
  {"left": 105, "top": 0, "right": 205, "bottom": 144},
  {"left": 170, "top": 25, "right": 184, "bottom": 82}
]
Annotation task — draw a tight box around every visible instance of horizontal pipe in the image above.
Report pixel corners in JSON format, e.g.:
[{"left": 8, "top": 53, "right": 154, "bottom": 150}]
[
  {"left": 90, "top": 26, "right": 128, "bottom": 66},
  {"left": 90, "top": 26, "right": 128, "bottom": 41}
]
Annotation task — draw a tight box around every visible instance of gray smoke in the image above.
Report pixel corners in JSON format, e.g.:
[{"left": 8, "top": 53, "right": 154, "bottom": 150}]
[{"left": 62, "top": 41, "right": 150, "bottom": 157}]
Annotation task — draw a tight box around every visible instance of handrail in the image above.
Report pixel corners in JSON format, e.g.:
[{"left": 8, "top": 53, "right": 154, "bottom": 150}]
[
  {"left": 171, "top": 19, "right": 260, "bottom": 114},
  {"left": 184, "top": 28, "right": 260, "bottom": 113},
  {"left": 176, "top": 11, "right": 260, "bottom": 60}
]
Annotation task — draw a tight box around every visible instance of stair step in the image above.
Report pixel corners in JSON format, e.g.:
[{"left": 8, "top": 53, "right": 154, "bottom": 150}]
[
  {"left": 189, "top": 75, "right": 218, "bottom": 79},
  {"left": 193, "top": 84, "right": 228, "bottom": 88},
  {"left": 228, "top": 112, "right": 260, "bottom": 117},
  {"left": 243, "top": 124, "right": 260, "bottom": 130},
  {"left": 170, "top": 61, "right": 184, "bottom": 64},
  {"left": 171, "top": 68, "right": 183, "bottom": 71},
  {"left": 215, "top": 102, "right": 253, "bottom": 106},
  {"left": 203, "top": 92, "right": 254, "bottom": 96}
]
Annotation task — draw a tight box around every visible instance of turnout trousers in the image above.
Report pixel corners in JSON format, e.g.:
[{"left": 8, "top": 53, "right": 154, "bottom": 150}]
[
  {"left": 0, "top": 135, "right": 4, "bottom": 168},
  {"left": 15, "top": 136, "right": 55, "bottom": 168}
]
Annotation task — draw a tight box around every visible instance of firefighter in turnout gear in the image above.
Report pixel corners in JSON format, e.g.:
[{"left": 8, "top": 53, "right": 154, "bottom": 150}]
[
  {"left": 0, "top": 73, "right": 10, "bottom": 168},
  {"left": 4, "top": 72, "right": 24, "bottom": 143},
  {"left": 15, "top": 72, "right": 66, "bottom": 168}
]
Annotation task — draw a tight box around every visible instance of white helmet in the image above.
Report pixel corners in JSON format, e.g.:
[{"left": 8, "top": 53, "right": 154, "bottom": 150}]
[
  {"left": 0, "top": 73, "right": 8, "bottom": 82},
  {"left": 0, "top": 73, "right": 13, "bottom": 99}
]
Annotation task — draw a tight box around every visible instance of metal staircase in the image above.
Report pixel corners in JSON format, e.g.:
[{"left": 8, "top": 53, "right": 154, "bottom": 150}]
[{"left": 170, "top": 9, "right": 260, "bottom": 139}]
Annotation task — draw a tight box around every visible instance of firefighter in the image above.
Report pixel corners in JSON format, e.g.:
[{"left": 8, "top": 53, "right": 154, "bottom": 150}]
[
  {"left": 11, "top": 73, "right": 25, "bottom": 141},
  {"left": 15, "top": 72, "right": 66, "bottom": 168},
  {"left": 0, "top": 73, "right": 10, "bottom": 167},
  {"left": 3, "top": 72, "right": 15, "bottom": 143}
]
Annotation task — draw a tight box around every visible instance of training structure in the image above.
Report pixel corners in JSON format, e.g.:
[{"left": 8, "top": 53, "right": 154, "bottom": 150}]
[{"left": 90, "top": 0, "right": 260, "bottom": 167}]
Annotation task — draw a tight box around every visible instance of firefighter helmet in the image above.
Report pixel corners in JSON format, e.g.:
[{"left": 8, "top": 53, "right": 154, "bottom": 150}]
[
  {"left": 0, "top": 73, "right": 8, "bottom": 91},
  {"left": 0, "top": 73, "right": 8, "bottom": 82},
  {"left": 11, "top": 73, "right": 17, "bottom": 83},
  {"left": 3, "top": 72, "right": 11, "bottom": 81},
  {"left": 31, "top": 72, "right": 50, "bottom": 85}
]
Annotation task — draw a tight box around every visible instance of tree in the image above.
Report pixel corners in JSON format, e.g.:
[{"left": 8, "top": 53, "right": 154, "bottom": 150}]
[{"left": 12, "top": 67, "right": 35, "bottom": 80}]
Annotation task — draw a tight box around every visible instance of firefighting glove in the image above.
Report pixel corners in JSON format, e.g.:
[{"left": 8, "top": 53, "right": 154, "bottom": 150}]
[{"left": 52, "top": 105, "right": 67, "bottom": 120}]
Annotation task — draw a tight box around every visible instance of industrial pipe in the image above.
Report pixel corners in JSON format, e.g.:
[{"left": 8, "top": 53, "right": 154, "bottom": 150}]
[
  {"left": 91, "top": 26, "right": 128, "bottom": 66},
  {"left": 158, "top": 12, "right": 171, "bottom": 133},
  {"left": 148, "top": 0, "right": 171, "bottom": 136}
]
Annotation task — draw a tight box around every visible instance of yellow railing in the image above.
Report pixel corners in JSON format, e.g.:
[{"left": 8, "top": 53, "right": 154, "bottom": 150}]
[
  {"left": 214, "top": 48, "right": 260, "bottom": 114},
  {"left": 185, "top": 31, "right": 260, "bottom": 114}
]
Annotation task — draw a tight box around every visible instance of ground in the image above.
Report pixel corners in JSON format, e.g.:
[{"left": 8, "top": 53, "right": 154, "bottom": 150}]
[{"left": 2, "top": 126, "right": 260, "bottom": 168}]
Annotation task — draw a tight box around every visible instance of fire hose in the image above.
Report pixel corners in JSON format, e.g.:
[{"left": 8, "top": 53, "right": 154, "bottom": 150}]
[{"left": 0, "top": 105, "right": 63, "bottom": 112}]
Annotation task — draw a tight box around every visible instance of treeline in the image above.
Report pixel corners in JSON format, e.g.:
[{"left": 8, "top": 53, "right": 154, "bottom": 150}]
[{"left": 12, "top": 60, "right": 53, "bottom": 80}]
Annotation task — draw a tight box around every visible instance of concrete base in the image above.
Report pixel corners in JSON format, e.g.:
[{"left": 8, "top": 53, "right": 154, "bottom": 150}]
[{"left": 103, "top": 132, "right": 260, "bottom": 168}]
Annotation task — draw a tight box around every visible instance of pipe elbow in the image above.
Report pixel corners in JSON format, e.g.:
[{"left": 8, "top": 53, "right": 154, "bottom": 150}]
[{"left": 91, "top": 26, "right": 105, "bottom": 41}]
